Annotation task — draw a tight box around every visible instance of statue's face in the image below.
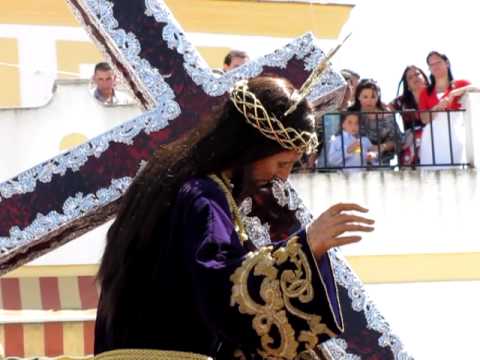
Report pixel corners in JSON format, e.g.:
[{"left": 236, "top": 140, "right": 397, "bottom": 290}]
[{"left": 248, "top": 150, "right": 301, "bottom": 188}]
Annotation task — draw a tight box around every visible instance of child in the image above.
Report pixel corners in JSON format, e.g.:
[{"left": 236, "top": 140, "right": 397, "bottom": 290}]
[{"left": 327, "top": 112, "right": 377, "bottom": 168}]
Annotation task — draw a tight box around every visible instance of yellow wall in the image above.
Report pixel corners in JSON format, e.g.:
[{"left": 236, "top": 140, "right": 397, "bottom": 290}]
[
  {"left": 0, "top": 0, "right": 352, "bottom": 38},
  {"left": 6, "top": 252, "right": 480, "bottom": 284},
  {"left": 0, "top": 38, "right": 20, "bottom": 107},
  {"left": 165, "top": 0, "right": 351, "bottom": 38},
  {"left": 0, "top": 0, "right": 78, "bottom": 26},
  {"left": 56, "top": 40, "right": 103, "bottom": 78},
  {"left": 197, "top": 46, "right": 232, "bottom": 70}
]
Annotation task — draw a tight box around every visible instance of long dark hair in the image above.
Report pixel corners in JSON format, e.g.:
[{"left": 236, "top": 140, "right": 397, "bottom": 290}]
[
  {"left": 396, "top": 65, "right": 429, "bottom": 109},
  {"left": 96, "top": 76, "right": 315, "bottom": 328},
  {"left": 426, "top": 51, "right": 454, "bottom": 95},
  {"left": 348, "top": 78, "right": 387, "bottom": 111}
]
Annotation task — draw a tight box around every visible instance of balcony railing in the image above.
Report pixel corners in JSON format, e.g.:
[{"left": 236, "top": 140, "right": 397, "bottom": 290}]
[{"left": 310, "top": 109, "right": 469, "bottom": 171}]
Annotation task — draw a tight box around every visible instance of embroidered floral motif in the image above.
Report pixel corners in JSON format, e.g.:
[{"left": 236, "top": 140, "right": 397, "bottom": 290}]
[{"left": 230, "top": 236, "right": 335, "bottom": 359}]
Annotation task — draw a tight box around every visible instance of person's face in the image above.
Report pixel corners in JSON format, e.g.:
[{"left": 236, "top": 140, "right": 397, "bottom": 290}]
[
  {"left": 358, "top": 87, "right": 378, "bottom": 111},
  {"left": 223, "top": 56, "right": 249, "bottom": 71},
  {"left": 249, "top": 150, "right": 302, "bottom": 186},
  {"left": 342, "top": 114, "right": 359, "bottom": 135},
  {"left": 93, "top": 70, "right": 115, "bottom": 93},
  {"left": 427, "top": 54, "right": 449, "bottom": 79},
  {"left": 406, "top": 67, "right": 427, "bottom": 92}
]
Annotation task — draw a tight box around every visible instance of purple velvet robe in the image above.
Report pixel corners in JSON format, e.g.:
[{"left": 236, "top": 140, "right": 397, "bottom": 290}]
[{"left": 95, "top": 177, "right": 343, "bottom": 359}]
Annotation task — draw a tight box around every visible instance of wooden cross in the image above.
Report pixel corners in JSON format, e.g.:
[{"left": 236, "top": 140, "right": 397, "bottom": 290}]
[{"left": 0, "top": 0, "right": 345, "bottom": 274}]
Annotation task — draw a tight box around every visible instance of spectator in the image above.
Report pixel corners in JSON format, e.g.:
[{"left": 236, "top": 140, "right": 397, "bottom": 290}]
[
  {"left": 223, "top": 50, "right": 249, "bottom": 72},
  {"left": 327, "top": 112, "right": 377, "bottom": 169},
  {"left": 92, "top": 62, "right": 131, "bottom": 105},
  {"left": 418, "top": 51, "right": 478, "bottom": 165},
  {"left": 340, "top": 69, "right": 360, "bottom": 109},
  {"left": 419, "top": 51, "right": 477, "bottom": 118},
  {"left": 389, "top": 65, "right": 429, "bottom": 165},
  {"left": 348, "top": 79, "right": 403, "bottom": 165},
  {"left": 315, "top": 69, "right": 360, "bottom": 169}
]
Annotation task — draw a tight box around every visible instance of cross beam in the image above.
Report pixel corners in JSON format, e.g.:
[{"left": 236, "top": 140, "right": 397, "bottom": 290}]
[{"left": 0, "top": 0, "right": 345, "bottom": 275}]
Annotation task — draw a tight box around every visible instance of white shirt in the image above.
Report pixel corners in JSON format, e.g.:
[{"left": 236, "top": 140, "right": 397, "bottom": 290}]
[{"left": 327, "top": 131, "right": 375, "bottom": 168}]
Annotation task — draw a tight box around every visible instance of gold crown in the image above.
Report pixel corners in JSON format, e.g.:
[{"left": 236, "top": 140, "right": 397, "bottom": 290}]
[
  {"left": 230, "top": 80, "right": 319, "bottom": 154},
  {"left": 230, "top": 34, "right": 350, "bottom": 154}
]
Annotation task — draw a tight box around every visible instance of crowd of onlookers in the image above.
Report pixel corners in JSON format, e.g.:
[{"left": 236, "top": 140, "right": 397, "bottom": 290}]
[
  {"left": 217, "top": 49, "right": 479, "bottom": 170},
  {"left": 316, "top": 51, "right": 479, "bottom": 170}
]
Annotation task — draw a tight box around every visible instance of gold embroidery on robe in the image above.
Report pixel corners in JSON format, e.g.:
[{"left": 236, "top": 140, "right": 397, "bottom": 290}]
[
  {"left": 230, "top": 236, "right": 336, "bottom": 360},
  {"left": 94, "top": 349, "right": 212, "bottom": 360}
]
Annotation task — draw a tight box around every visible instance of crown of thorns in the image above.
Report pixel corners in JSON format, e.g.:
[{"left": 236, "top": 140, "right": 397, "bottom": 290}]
[
  {"left": 230, "top": 80, "right": 319, "bottom": 154},
  {"left": 229, "top": 35, "right": 350, "bottom": 154}
]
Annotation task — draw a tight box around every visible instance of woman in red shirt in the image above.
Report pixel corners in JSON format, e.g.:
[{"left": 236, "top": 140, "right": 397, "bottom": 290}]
[
  {"left": 419, "top": 51, "right": 478, "bottom": 166},
  {"left": 419, "top": 51, "right": 473, "bottom": 118}
]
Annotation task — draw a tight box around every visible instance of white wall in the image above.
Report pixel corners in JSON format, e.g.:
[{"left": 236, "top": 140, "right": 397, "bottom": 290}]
[
  {"left": 291, "top": 169, "right": 480, "bottom": 256},
  {"left": 365, "top": 281, "right": 480, "bottom": 360}
]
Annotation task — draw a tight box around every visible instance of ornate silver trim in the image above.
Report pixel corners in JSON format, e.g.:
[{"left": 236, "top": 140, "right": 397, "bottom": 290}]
[
  {"left": 0, "top": 109, "right": 166, "bottom": 202},
  {"left": 0, "top": 176, "right": 132, "bottom": 255},
  {"left": 328, "top": 248, "right": 413, "bottom": 360},
  {"left": 238, "top": 197, "right": 271, "bottom": 248},
  {"left": 271, "top": 178, "right": 313, "bottom": 227},
  {"left": 144, "top": 0, "right": 344, "bottom": 100},
  {"left": 321, "top": 338, "right": 361, "bottom": 360}
]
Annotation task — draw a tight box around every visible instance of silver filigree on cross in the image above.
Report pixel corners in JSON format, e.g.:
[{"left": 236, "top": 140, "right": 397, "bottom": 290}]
[
  {"left": 0, "top": 177, "right": 132, "bottom": 255},
  {"left": 143, "top": 0, "right": 344, "bottom": 99},
  {"left": 0, "top": 109, "right": 167, "bottom": 203}
]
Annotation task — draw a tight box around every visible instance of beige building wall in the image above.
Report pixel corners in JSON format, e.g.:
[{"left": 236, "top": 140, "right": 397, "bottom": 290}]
[
  {"left": 0, "top": 38, "right": 20, "bottom": 107},
  {"left": 56, "top": 40, "right": 103, "bottom": 79}
]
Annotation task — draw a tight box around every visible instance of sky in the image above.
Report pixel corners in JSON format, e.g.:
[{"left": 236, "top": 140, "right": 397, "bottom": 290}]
[
  {"left": 332, "top": 0, "right": 480, "bottom": 101},
  {"left": 219, "top": 0, "right": 480, "bottom": 103}
]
